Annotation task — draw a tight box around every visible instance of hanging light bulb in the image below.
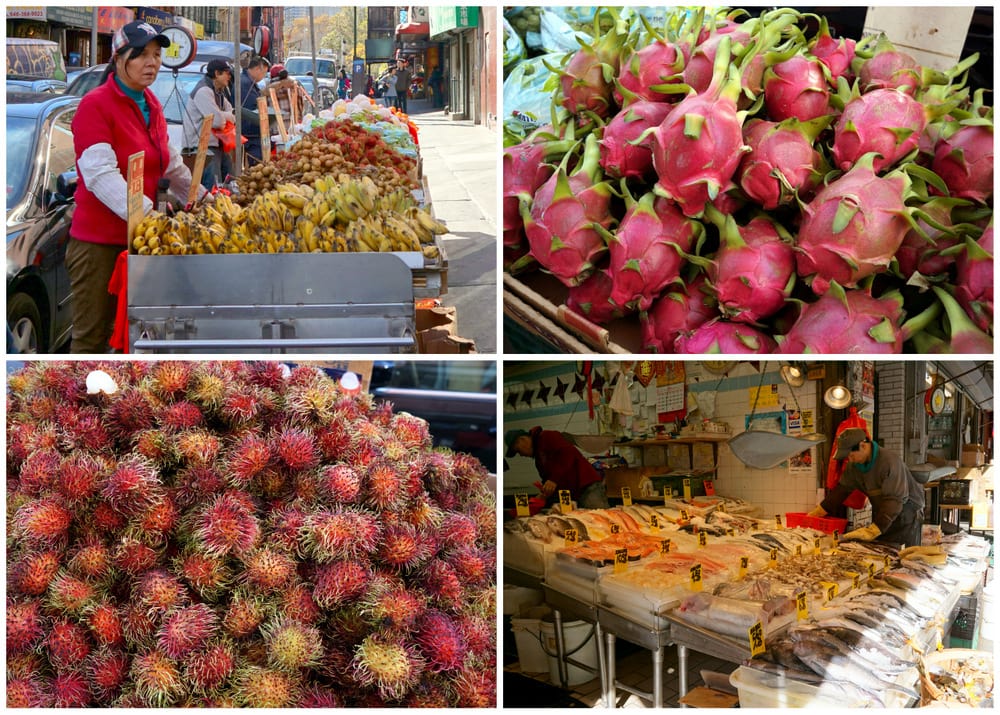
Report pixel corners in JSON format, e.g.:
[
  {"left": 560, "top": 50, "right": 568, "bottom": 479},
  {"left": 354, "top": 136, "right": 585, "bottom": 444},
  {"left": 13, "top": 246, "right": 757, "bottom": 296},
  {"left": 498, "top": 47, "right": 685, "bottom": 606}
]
[
  {"left": 824, "top": 385, "right": 852, "bottom": 409},
  {"left": 780, "top": 364, "right": 805, "bottom": 388}
]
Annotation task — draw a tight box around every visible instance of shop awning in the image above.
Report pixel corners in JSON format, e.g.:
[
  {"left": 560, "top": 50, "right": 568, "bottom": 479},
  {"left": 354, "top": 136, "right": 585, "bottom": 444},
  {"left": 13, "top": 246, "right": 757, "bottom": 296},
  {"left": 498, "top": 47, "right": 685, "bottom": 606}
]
[
  {"left": 936, "top": 361, "right": 993, "bottom": 410},
  {"left": 395, "top": 20, "right": 430, "bottom": 37}
]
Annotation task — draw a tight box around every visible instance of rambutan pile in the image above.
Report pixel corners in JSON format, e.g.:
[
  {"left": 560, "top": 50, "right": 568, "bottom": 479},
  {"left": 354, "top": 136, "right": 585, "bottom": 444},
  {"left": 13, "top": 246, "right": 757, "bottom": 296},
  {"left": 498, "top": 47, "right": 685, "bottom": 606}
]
[{"left": 6, "top": 361, "right": 497, "bottom": 707}]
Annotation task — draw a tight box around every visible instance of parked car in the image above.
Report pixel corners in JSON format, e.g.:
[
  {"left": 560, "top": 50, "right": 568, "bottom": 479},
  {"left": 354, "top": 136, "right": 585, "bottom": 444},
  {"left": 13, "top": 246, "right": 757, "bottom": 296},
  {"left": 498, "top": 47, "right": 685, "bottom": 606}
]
[
  {"left": 6, "top": 38, "right": 67, "bottom": 81},
  {"left": 283, "top": 55, "right": 338, "bottom": 81},
  {"left": 7, "top": 92, "right": 80, "bottom": 353},
  {"left": 67, "top": 62, "right": 211, "bottom": 149},
  {"left": 6, "top": 76, "right": 67, "bottom": 94}
]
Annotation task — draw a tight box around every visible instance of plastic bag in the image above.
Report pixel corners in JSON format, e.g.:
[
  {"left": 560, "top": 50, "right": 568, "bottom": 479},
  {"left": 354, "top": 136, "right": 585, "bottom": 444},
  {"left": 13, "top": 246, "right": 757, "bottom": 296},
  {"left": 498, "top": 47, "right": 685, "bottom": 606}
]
[
  {"left": 503, "top": 16, "right": 526, "bottom": 72},
  {"left": 502, "top": 53, "right": 563, "bottom": 141},
  {"left": 539, "top": 10, "right": 591, "bottom": 54},
  {"left": 211, "top": 121, "right": 247, "bottom": 153}
]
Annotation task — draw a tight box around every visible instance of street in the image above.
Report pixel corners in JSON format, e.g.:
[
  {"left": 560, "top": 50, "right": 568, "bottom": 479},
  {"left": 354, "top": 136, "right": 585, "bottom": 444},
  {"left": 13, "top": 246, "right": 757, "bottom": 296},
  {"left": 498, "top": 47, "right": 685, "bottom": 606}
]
[{"left": 408, "top": 99, "right": 498, "bottom": 354}]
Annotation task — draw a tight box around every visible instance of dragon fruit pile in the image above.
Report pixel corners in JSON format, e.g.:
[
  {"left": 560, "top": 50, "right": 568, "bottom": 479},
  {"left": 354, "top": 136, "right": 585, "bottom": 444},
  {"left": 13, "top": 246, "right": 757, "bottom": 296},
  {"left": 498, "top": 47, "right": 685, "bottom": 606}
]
[
  {"left": 6, "top": 361, "right": 496, "bottom": 707},
  {"left": 503, "top": 6, "right": 994, "bottom": 353}
]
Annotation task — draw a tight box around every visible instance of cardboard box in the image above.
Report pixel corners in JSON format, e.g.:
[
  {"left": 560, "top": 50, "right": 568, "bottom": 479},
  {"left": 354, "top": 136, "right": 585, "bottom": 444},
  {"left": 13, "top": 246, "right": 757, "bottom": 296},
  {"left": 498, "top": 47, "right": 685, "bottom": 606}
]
[
  {"left": 961, "top": 444, "right": 985, "bottom": 467},
  {"left": 415, "top": 305, "right": 477, "bottom": 354}
]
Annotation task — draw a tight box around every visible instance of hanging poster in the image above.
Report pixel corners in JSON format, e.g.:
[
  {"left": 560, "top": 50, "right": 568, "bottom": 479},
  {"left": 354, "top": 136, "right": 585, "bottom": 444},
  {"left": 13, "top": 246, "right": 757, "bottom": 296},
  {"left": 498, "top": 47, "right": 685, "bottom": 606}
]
[
  {"left": 749, "top": 384, "right": 780, "bottom": 409},
  {"left": 656, "top": 361, "right": 687, "bottom": 424},
  {"left": 787, "top": 408, "right": 815, "bottom": 475}
]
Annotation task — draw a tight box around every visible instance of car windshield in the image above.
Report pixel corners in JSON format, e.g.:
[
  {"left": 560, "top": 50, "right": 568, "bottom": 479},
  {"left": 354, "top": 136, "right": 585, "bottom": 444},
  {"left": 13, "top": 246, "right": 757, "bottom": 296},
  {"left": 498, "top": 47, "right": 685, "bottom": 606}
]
[
  {"left": 150, "top": 72, "right": 204, "bottom": 123},
  {"left": 6, "top": 116, "right": 36, "bottom": 206},
  {"left": 285, "top": 58, "right": 337, "bottom": 78}
]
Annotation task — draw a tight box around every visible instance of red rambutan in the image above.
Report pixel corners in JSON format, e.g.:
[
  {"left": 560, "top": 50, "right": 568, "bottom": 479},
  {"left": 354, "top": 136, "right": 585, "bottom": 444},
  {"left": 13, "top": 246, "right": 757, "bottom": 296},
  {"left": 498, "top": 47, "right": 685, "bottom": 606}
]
[
  {"left": 220, "top": 385, "right": 264, "bottom": 426},
  {"left": 130, "top": 648, "right": 186, "bottom": 706},
  {"left": 105, "top": 386, "right": 157, "bottom": 438},
  {"left": 274, "top": 426, "right": 320, "bottom": 471},
  {"left": 193, "top": 492, "right": 261, "bottom": 557},
  {"left": 359, "top": 578, "right": 426, "bottom": 631},
  {"left": 319, "top": 464, "right": 362, "bottom": 504},
  {"left": 7, "top": 675, "right": 52, "bottom": 707},
  {"left": 7, "top": 598, "right": 46, "bottom": 654},
  {"left": 315, "top": 421, "right": 352, "bottom": 461},
  {"left": 302, "top": 508, "right": 381, "bottom": 562},
  {"left": 16, "top": 448, "right": 61, "bottom": 496},
  {"left": 91, "top": 501, "right": 128, "bottom": 533},
  {"left": 136, "top": 493, "right": 180, "bottom": 542},
  {"left": 298, "top": 683, "right": 343, "bottom": 707},
  {"left": 452, "top": 665, "right": 496, "bottom": 707},
  {"left": 261, "top": 617, "right": 324, "bottom": 671},
  {"left": 173, "top": 550, "right": 230, "bottom": 600},
  {"left": 46, "top": 571, "right": 98, "bottom": 615},
  {"left": 47, "top": 618, "right": 92, "bottom": 669},
  {"left": 57, "top": 452, "right": 105, "bottom": 505},
  {"left": 184, "top": 639, "right": 237, "bottom": 692},
  {"left": 419, "top": 559, "right": 464, "bottom": 609},
  {"left": 273, "top": 582, "right": 323, "bottom": 624},
  {"left": 135, "top": 569, "right": 189, "bottom": 614},
  {"left": 160, "top": 400, "right": 205, "bottom": 429},
  {"left": 101, "top": 456, "right": 163, "bottom": 516},
  {"left": 56, "top": 404, "right": 113, "bottom": 453},
  {"left": 151, "top": 360, "right": 192, "bottom": 397},
  {"left": 87, "top": 600, "right": 125, "bottom": 647},
  {"left": 173, "top": 463, "right": 226, "bottom": 507},
  {"left": 87, "top": 648, "right": 131, "bottom": 703},
  {"left": 312, "top": 560, "right": 371, "bottom": 610},
  {"left": 439, "top": 513, "right": 479, "bottom": 552},
  {"left": 222, "top": 588, "right": 267, "bottom": 638},
  {"left": 120, "top": 602, "right": 159, "bottom": 647},
  {"left": 175, "top": 428, "right": 222, "bottom": 465},
  {"left": 252, "top": 465, "right": 290, "bottom": 498},
  {"left": 9, "top": 550, "right": 61, "bottom": 595},
  {"left": 52, "top": 669, "right": 92, "bottom": 707},
  {"left": 241, "top": 547, "right": 297, "bottom": 593},
  {"left": 246, "top": 360, "right": 288, "bottom": 391},
  {"left": 448, "top": 545, "right": 492, "bottom": 586},
  {"left": 234, "top": 666, "right": 301, "bottom": 707},
  {"left": 14, "top": 497, "right": 73, "bottom": 546},
  {"left": 225, "top": 431, "right": 272, "bottom": 486},
  {"left": 351, "top": 634, "right": 425, "bottom": 701},
  {"left": 364, "top": 460, "right": 407, "bottom": 510},
  {"left": 187, "top": 370, "right": 227, "bottom": 410},
  {"left": 415, "top": 609, "right": 467, "bottom": 672},
  {"left": 157, "top": 603, "right": 218, "bottom": 658},
  {"left": 378, "top": 522, "right": 435, "bottom": 571},
  {"left": 113, "top": 538, "right": 160, "bottom": 575}
]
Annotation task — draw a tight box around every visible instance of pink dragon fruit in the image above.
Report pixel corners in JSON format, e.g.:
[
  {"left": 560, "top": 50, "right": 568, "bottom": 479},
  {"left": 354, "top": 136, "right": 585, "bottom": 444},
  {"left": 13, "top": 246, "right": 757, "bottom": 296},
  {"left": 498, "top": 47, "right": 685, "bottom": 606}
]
[
  {"left": 565, "top": 268, "right": 627, "bottom": 326},
  {"left": 503, "top": 130, "right": 576, "bottom": 268},
  {"left": 651, "top": 36, "right": 749, "bottom": 218},
  {"left": 603, "top": 192, "right": 704, "bottom": 312},
  {"left": 515, "top": 133, "right": 615, "bottom": 286},
  {"left": 859, "top": 36, "right": 922, "bottom": 95},
  {"left": 599, "top": 101, "right": 674, "bottom": 179},
  {"left": 559, "top": 12, "right": 627, "bottom": 118},
  {"left": 763, "top": 55, "right": 831, "bottom": 122},
  {"left": 682, "top": 27, "right": 752, "bottom": 95},
  {"left": 674, "top": 318, "right": 777, "bottom": 354},
  {"left": 795, "top": 156, "right": 912, "bottom": 295},
  {"left": 808, "top": 16, "right": 856, "bottom": 86},
  {"left": 894, "top": 199, "right": 965, "bottom": 278},
  {"left": 922, "top": 286, "right": 994, "bottom": 353},
  {"left": 614, "top": 38, "right": 686, "bottom": 106},
  {"left": 779, "top": 283, "right": 923, "bottom": 353},
  {"left": 932, "top": 123, "right": 994, "bottom": 203},
  {"left": 641, "top": 274, "right": 717, "bottom": 353},
  {"left": 705, "top": 212, "right": 795, "bottom": 324},
  {"left": 832, "top": 89, "right": 927, "bottom": 173},
  {"left": 952, "top": 225, "right": 993, "bottom": 332},
  {"left": 737, "top": 117, "right": 828, "bottom": 210}
]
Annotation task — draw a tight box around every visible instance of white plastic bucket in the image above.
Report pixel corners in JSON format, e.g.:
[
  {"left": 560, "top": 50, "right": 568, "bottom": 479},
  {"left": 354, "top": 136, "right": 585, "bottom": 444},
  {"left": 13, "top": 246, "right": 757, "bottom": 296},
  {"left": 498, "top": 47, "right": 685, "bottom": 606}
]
[
  {"left": 503, "top": 584, "right": 543, "bottom": 616},
  {"left": 511, "top": 605, "right": 551, "bottom": 673},
  {"left": 539, "top": 617, "right": 600, "bottom": 686}
]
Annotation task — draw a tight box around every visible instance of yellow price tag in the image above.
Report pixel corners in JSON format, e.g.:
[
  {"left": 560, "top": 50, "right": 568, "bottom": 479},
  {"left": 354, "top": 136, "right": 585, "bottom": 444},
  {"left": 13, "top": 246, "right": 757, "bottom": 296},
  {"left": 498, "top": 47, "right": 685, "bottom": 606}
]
[
  {"left": 661, "top": 539, "right": 671, "bottom": 555},
  {"left": 559, "top": 490, "right": 572, "bottom": 513},
  {"left": 698, "top": 531, "right": 707, "bottom": 548},
  {"left": 847, "top": 571, "right": 860, "bottom": 590},
  {"left": 564, "top": 529, "right": 578, "bottom": 548},
  {"left": 832, "top": 529, "right": 840, "bottom": 545},
  {"left": 820, "top": 581, "right": 838, "bottom": 603},
  {"left": 614, "top": 547, "right": 628, "bottom": 573},
  {"left": 689, "top": 563, "right": 703, "bottom": 592},
  {"left": 868, "top": 562, "right": 876, "bottom": 579},
  {"left": 514, "top": 493, "right": 530, "bottom": 517},
  {"left": 775, "top": 514, "right": 783, "bottom": 528},
  {"left": 621, "top": 486, "right": 633, "bottom": 506},
  {"left": 795, "top": 544, "right": 802, "bottom": 557},
  {"left": 748, "top": 621, "right": 766, "bottom": 657},
  {"left": 813, "top": 537, "right": 822, "bottom": 556},
  {"left": 795, "top": 591, "right": 808, "bottom": 621},
  {"left": 610, "top": 522, "right": 621, "bottom": 535},
  {"left": 683, "top": 478, "right": 692, "bottom": 501},
  {"left": 727, "top": 528, "right": 736, "bottom": 537},
  {"left": 769, "top": 548, "right": 778, "bottom": 569},
  {"left": 883, "top": 554, "right": 892, "bottom": 569},
  {"left": 680, "top": 508, "right": 690, "bottom": 521},
  {"left": 650, "top": 513, "right": 660, "bottom": 530},
  {"left": 739, "top": 556, "right": 749, "bottom": 580}
]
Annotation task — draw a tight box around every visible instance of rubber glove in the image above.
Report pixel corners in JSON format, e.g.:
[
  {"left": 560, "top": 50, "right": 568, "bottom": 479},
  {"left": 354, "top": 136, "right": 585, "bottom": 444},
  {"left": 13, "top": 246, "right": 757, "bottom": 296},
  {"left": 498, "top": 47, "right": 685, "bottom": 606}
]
[
  {"left": 807, "top": 505, "right": 827, "bottom": 518},
  {"left": 841, "top": 523, "right": 881, "bottom": 542}
]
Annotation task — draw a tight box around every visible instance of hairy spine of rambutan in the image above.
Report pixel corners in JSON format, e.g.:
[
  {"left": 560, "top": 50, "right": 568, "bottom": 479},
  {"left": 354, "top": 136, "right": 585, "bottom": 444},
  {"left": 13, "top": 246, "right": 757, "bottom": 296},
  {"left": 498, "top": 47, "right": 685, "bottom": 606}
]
[
  {"left": 91, "top": 501, "right": 128, "bottom": 533},
  {"left": 52, "top": 670, "right": 92, "bottom": 707},
  {"left": 86, "top": 600, "right": 125, "bottom": 647},
  {"left": 14, "top": 497, "right": 73, "bottom": 546},
  {"left": 134, "top": 569, "right": 189, "bottom": 614},
  {"left": 173, "top": 464, "right": 226, "bottom": 508},
  {"left": 241, "top": 547, "right": 297, "bottom": 593},
  {"left": 271, "top": 582, "right": 322, "bottom": 624},
  {"left": 9, "top": 550, "right": 61, "bottom": 595},
  {"left": 7, "top": 674, "right": 53, "bottom": 707},
  {"left": 219, "top": 385, "right": 263, "bottom": 427},
  {"left": 447, "top": 545, "right": 492, "bottom": 586},
  {"left": 378, "top": 522, "right": 435, "bottom": 571},
  {"left": 221, "top": 587, "right": 268, "bottom": 639},
  {"left": 101, "top": 456, "right": 163, "bottom": 517},
  {"left": 120, "top": 603, "right": 159, "bottom": 647},
  {"left": 86, "top": 648, "right": 131, "bottom": 704},
  {"left": 113, "top": 538, "right": 159, "bottom": 575},
  {"left": 130, "top": 648, "right": 186, "bottom": 706},
  {"left": 132, "top": 428, "right": 178, "bottom": 466},
  {"left": 16, "top": 448, "right": 61, "bottom": 496},
  {"left": 438, "top": 513, "right": 479, "bottom": 552},
  {"left": 225, "top": 431, "right": 272, "bottom": 486},
  {"left": 233, "top": 666, "right": 301, "bottom": 708},
  {"left": 46, "top": 570, "right": 98, "bottom": 616},
  {"left": 57, "top": 404, "right": 113, "bottom": 453},
  {"left": 283, "top": 382, "right": 337, "bottom": 425},
  {"left": 157, "top": 603, "right": 218, "bottom": 658},
  {"left": 452, "top": 664, "right": 496, "bottom": 707},
  {"left": 358, "top": 578, "right": 427, "bottom": 632},
  {"left": 415, "top": 609, "right": 468, "bottom": 672},
  {"left": 151, "top": 360, "right": 192, "bottom": 399},
  {"left": 175, "top": 428, "right": 221, "bottom": 465},
  {"left": 260, "top": 617, "right": 324, "bottom": 672},
  {"left": 57, "top": 452, "right": 105, "bottom": 505},
  {"left": 173, "top": 550, "right": 230, "bottom": 600},
  {"left": 301, "top": 508, "right": 381, "bottom": 562},
  {"left": 352, "top": 634, "right": 425, "bottom": 701},
  {"left": 319, "top": 464, "right": 361, "bottom": 504},
  {"left": 192, "top": 492, "right": 261, "bottom": 557},
  {"left": 7, "top": 598, "right": 46, "bottom": 654},
  {"left": 134, "top": 493, "right": 180, "bottom": 544},
  {"left": 312, "top": 560, "right": 371, "bottom": 610},
  {"left": 298, "top": 683, "right": 343, "bottom": 708},
  {"left": 47, "top": 618, "right": 92, "bottom": 669},
  {"left": 184, "top": 639, "right": 236, "bottom": 693},
  {"left": 419, "top": 559, "right": 464, "bottom": 609},
  {"left": 274, "top": 426, "right": 320, "bottom": 471},
  {"left": 160, "top": 400, "right": 204, "bottom": 429},
  {"left": 105, "top": 386, "right": 157, "bottom": 438},
  {"left": 364, "top": 459, "right": 408, "bottom": 510}
]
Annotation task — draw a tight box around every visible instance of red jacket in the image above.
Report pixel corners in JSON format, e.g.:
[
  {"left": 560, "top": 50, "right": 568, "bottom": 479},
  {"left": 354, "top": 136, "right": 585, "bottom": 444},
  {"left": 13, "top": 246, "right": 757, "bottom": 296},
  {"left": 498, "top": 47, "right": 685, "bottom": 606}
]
[
  {"left": 530, "top": 427, "right": 602, "bottom": 500},
  {"left": 71, "top": 78, "right": 170, "bottom": 246}
]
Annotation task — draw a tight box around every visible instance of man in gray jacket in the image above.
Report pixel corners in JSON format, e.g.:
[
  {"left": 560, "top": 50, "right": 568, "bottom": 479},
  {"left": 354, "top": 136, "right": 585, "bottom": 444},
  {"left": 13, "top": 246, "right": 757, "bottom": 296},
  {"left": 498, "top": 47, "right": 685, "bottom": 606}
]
[{"left": 182, "top": 58, "right": 236, "bottom": 189}]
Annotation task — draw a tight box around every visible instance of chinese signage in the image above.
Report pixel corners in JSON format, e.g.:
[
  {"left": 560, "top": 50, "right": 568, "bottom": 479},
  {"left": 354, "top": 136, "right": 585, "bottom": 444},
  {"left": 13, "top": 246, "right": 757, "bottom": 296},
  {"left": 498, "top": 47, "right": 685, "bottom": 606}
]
[
  {"left": 7, "top": 6, "right": 46, "bottom": 20},
  {"left": 97, "top": 6, "right": 135, "bottom": 34},
  {"left": 428, "top": 6, "right": 479, "bottom": 36}
]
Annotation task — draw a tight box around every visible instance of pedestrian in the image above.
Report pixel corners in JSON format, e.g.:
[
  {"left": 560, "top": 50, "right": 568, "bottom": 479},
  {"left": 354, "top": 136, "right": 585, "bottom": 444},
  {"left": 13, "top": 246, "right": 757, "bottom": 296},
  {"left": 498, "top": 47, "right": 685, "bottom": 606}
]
[
  {"left": 267, "top": 65, "right": 308, "bottom": 130},
  {"left": 366, "top": 73, "right": 374, "bottom": 98},
  {"left": 381, "top": 66, "right": 398, "bottom": 108},
  {"left": 505, "top": 427, "right": 610, "bottom": 509},
  {"left": 394, "top": 58, "right": 411, "bottom": 113},
  {"left": 429, "top": 65, "right": 444, "bottom": 108},
  {"left": 182, "top": 58, "right": 236, "bottom": 190},
  {"left": 68, "top": 20, "right": 204, "bottom": 353},
  {"left": 239, "top": 56, "right": 269, "bottom": 165},
  {"left": 806, "top": 428, "right": 925, "bottom": 546},
  {"left": 337, "top": 68, "right": 350, "bottom": 100}
]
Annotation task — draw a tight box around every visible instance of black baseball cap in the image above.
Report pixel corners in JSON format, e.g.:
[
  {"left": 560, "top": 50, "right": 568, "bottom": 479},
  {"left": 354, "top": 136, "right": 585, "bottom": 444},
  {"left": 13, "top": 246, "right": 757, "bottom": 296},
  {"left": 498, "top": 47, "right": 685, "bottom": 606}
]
[
  {"left": 206, "top": 59, "right": 233, "bottom": 76},
  {"left": 112, "top": 21, "right": 170, "bottom": 58},
  {"left": 834, "top": 428, "right": 868, "bottom": 459},
  {"left": 505, "top": 429, "right": 530, "bottom": 458}
]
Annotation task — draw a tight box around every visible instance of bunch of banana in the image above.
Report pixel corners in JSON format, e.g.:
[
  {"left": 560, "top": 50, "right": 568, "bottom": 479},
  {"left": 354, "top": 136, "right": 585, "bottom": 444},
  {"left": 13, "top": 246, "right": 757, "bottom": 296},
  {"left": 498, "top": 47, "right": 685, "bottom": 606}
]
[{"left": 404, "top": 206, "right": 450, "bottom": 244}]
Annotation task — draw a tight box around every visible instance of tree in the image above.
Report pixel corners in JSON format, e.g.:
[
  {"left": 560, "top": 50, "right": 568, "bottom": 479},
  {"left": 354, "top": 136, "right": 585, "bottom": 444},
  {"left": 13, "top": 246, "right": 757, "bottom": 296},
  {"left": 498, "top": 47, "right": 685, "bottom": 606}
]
[{"left": 318, "top": 8, "right": 368, "bottom": 64}]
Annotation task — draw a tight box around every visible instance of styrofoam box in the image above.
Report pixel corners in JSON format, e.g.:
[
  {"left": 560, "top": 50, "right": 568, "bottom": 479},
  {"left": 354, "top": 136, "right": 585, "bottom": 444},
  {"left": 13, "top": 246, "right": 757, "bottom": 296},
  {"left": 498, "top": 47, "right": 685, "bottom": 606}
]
[{"left": 730, "top": 666, "right": 876, "bottom": 708}]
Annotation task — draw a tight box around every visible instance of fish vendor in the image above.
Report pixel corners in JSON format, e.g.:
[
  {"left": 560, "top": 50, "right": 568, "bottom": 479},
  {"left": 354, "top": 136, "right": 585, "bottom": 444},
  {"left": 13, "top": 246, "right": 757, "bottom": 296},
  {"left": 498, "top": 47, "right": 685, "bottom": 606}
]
[
  {"left": 505, "top": 427, "right": 610, "bottom": 509},
  {"left": 807, "top": 428, "right": 924, "bottom": 546}
]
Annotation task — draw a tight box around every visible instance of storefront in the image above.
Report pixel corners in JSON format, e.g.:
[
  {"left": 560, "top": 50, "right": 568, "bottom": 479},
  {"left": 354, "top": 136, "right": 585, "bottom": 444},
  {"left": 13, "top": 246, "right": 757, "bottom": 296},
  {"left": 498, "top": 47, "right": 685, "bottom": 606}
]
[
  {"left": 502, "top": 359, "right": 994, "bottom": 708},
  {"left": 428, "top": 6, "right": 479, "bottom": 122},
  {"left": 6, "top": 6, "right": 134, "bottom": 67}
]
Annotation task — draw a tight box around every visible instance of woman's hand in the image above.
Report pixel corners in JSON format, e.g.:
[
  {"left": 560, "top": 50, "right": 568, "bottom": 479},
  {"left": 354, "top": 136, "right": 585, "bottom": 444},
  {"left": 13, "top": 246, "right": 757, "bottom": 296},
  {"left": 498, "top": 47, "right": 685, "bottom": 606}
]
[{"left": 541, "top": 480, "right": 557, "bottom": 497}]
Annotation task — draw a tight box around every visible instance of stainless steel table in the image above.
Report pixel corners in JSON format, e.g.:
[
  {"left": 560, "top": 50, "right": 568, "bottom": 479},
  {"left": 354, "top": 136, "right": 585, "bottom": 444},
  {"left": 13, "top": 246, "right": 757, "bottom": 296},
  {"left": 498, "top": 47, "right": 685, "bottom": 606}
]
[
  {"left": 598, "top": 604, "right": 675, "bottom": 708},
  {"left": 542, "top": 584, "right": 608, "bottom": 704}
]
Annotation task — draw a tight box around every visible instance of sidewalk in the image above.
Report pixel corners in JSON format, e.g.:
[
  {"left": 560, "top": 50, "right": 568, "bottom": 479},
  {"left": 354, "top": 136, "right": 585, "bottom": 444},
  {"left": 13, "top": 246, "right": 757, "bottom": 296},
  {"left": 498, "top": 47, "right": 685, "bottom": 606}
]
[{"left": 409, "top": 99, "right": 498, "bottom": 354}]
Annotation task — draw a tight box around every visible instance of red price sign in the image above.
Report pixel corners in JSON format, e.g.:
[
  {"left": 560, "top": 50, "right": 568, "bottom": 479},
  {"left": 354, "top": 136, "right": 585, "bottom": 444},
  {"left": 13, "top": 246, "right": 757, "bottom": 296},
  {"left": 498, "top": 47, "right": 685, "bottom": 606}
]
[{"left": 126, "top": 151, "right": 145, "bottom": 245}]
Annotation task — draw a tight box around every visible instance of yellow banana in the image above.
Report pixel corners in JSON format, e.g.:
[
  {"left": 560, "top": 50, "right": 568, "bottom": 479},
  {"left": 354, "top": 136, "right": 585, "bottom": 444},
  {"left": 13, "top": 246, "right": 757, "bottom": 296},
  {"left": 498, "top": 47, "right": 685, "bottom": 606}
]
[
  {"left": 416, "top": 208, "right": 449, "bottom": 236},
  {"left": 422, "top": 244, "right": 441, "bottom": 260}
]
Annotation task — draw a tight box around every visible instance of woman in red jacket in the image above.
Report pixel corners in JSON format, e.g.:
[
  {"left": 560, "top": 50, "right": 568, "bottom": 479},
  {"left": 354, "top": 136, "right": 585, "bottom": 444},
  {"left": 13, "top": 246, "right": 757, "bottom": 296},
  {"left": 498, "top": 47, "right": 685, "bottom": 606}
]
[{"left": 68, "top": 21, "right": 204, "bottom": 353}]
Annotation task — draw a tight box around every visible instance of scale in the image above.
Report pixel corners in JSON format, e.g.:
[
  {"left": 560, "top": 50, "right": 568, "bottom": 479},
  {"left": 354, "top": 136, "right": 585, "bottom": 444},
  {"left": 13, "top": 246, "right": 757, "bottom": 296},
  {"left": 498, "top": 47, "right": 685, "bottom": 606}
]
[{"left": 160, "top": 25, "right": 197, "bottom": 70}]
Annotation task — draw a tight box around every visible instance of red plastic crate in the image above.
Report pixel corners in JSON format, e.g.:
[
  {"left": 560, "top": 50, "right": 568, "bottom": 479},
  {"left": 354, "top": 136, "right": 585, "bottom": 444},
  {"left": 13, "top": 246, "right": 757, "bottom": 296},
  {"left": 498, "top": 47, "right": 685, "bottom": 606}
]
[{"left": 785, "top": 512, "right": 849, "bottom": 534}]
